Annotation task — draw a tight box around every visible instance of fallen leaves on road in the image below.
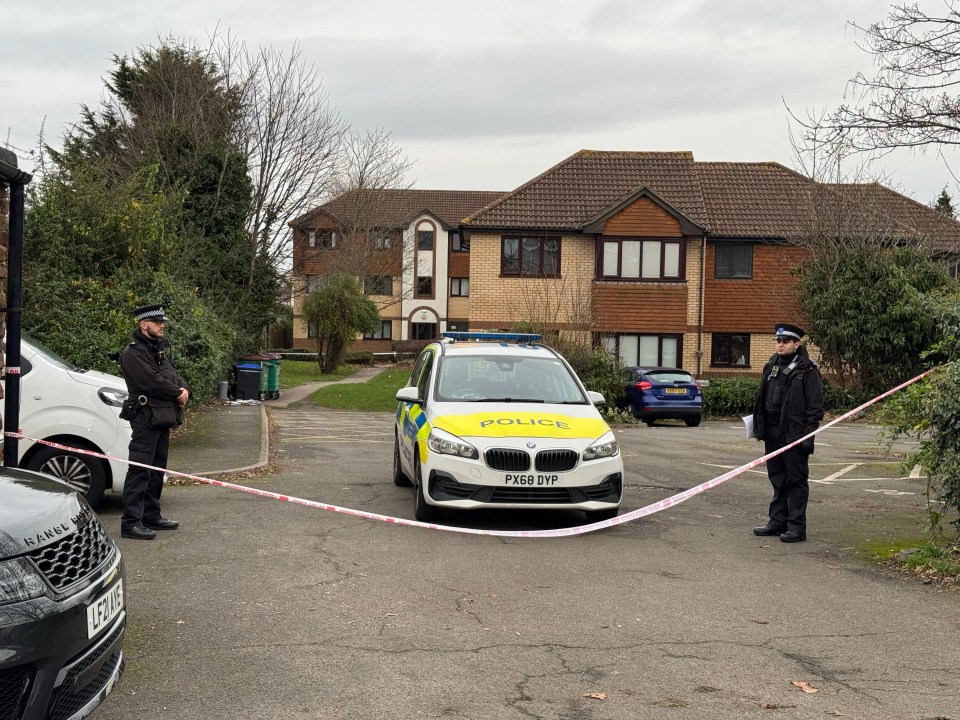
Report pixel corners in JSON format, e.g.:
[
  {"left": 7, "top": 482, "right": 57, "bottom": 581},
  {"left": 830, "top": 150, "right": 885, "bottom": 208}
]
[
  {"left": 760, "top": 703, "right": 795, "bottom": 709},
  {"left": 582, "top": 693, "right": 606, "bottom": 701},
  {"left": 791, "top": 680, "right": 818, "bottom": 693}
]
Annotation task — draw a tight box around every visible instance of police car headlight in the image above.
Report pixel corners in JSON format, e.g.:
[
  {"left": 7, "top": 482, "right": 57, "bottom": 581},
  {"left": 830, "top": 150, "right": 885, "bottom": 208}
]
[
  {"left": 427, "top": 428, "right": 479, "bottom": 459},
  {"left": 583, "top": 432, "right": 619, "bottom": 461}
]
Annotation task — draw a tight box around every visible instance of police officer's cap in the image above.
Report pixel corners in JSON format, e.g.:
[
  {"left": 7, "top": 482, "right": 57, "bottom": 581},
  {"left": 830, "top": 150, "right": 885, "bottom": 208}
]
[
  {"left": 774, "top": 322, "right": 805, "bottom": 341},
  {"left": 133, "top": 304, "right": 169, "bottom": 323}
]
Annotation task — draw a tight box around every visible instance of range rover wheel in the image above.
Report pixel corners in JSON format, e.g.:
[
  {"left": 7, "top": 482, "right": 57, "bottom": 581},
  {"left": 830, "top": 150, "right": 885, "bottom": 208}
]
[{"left": 26, "top": 445, "right": 107, "bottom": 506}]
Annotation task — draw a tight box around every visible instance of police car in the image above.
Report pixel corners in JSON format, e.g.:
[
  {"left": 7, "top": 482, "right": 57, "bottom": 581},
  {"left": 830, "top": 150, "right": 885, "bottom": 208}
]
[{"left": 393, "top": 333, "right": 623, "bottom": 522}]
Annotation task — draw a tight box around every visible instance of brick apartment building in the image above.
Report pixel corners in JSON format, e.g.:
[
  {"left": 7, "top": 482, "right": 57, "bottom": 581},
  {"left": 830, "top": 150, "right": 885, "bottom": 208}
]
[{"left": 289, "top": 150, "right": 960, "bottom": 377}]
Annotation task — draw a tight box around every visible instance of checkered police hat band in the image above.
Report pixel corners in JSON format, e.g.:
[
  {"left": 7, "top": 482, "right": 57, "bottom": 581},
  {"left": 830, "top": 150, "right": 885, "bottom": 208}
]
[{"left": 136, "top": 308, "right": 166, "bottom": 321}]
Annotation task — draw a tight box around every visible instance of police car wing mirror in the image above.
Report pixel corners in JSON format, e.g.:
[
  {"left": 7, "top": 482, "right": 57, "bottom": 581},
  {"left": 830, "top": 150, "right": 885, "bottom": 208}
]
[
  {"left": 587, "top": 390, "right": 606, "bottom": 405},
  {"left": 396, "top": 386, "right": 421, "bottom": 404}
]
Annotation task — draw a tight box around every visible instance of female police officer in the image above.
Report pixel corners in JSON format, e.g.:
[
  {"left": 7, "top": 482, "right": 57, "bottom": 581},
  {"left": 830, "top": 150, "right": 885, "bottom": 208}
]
[{"left": 751, "top": 323, "right": 824, "bottom": 543}]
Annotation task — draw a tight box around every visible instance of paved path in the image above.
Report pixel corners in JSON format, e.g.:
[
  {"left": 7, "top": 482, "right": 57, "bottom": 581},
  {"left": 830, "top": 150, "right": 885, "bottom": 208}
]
[{"left": 263, "top": 365, "right": 390, "bottom": 408}]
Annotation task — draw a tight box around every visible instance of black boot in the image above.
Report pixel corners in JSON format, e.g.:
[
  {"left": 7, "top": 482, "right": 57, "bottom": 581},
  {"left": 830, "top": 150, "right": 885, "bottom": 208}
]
[{"left": 753, "top": 522, "right": 787, "bottom": 536}]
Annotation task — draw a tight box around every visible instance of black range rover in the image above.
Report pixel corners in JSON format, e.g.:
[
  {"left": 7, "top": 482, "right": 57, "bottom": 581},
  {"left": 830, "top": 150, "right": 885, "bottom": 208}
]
[{"left": 0, "top": 466, "right": 125, "bottom": 720}]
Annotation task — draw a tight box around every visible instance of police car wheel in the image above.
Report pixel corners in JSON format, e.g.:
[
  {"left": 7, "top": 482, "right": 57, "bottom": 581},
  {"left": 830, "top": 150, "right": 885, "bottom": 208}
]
[
  {"left": 393, "top": 434, "right": 412, "bottom": 487},
  {"left": 413, "top": 454, "right": 440, "bottom": 522},
  {"left": 27, "top": 446, "right": 107, "bottom": 507}
]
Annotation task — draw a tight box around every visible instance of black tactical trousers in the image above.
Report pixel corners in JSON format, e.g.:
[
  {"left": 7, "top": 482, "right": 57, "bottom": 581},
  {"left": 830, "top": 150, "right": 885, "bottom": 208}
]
[
  {"left": 121, "top": 412, "right": 170, "bottom": 529},
  {"left": 763, "top": 429, "right": 810, "bottom": 532}
]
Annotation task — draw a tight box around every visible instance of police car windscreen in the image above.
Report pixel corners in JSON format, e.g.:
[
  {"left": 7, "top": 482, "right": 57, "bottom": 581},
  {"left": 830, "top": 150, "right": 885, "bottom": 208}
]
[{"left": 436, "top": 356, "right": 586, "bottom": 403}]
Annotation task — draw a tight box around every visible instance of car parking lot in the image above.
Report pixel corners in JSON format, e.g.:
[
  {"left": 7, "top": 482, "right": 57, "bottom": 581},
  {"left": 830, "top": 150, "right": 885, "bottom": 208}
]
[{"left": 93, "top": 407, "right": 959, "bottom": 720}]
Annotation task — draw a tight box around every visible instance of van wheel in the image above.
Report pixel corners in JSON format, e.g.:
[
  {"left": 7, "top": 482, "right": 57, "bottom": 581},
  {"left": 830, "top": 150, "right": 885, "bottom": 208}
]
[
  {"left": 393, "top": 434, "right": 412, "bottom": 487},
  {"left": 413, "top": 454, "right": 440, "bottom": 523},
  {"left": 26, "top": 446, "right": 107, "bottom": 506}
]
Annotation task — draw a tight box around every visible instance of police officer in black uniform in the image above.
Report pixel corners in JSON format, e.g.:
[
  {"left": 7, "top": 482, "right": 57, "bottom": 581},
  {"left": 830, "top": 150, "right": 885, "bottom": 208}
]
[
  {"left": 119, "top": 304, "right": 191, "bottom": 540},
  {"left": 751, "top": 323, "right": 824, "bottom": 543}
]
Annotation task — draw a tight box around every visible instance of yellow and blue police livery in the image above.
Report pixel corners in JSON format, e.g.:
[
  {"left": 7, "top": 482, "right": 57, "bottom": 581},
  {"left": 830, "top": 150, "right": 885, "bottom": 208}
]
[{"left": 393, "top": 332, "right": 623, "bottom": 523}]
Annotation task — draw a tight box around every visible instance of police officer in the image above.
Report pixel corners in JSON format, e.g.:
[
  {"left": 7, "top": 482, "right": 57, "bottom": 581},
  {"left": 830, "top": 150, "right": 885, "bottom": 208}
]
[
  {"left": 751, "top": 323, "right": 824, "bottom": 543},
  {"left": 119, "top": 304, "right": 190, "bottom": 540}
]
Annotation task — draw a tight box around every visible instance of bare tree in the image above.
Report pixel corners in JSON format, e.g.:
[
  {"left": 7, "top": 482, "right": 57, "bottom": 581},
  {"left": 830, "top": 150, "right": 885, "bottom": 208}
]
[
  {"left": 215, "top": 37, "right": 349, "bottom": 281},
  {"left": 293, "top": 128, "right": 414, "bottom": 312},
  {"left": 803, "top": 2, "right": 960, "bottom": 166}
]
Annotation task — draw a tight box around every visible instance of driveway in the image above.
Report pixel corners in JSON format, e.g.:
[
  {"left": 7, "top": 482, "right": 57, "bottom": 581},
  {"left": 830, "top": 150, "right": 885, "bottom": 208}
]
[{"left": 96, "top": 410, "right": 959, "bottom": 720}]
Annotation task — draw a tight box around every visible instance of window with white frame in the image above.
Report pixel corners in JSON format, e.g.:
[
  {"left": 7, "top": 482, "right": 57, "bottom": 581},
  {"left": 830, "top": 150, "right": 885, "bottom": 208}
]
[
  {"left": 599, "top": 238, "right": 682, "bottom": 280},
  {"left": 600, "top": 333, "right": 681, "bottom": 367},
  {"left": 308, "top": 230, "right": 336, "bottom": 249}
]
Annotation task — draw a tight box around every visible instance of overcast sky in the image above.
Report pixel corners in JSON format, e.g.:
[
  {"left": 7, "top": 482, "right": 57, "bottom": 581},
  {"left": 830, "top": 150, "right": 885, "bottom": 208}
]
[{"left": 3, "top": 0, "right": 958, "bottom": 206}]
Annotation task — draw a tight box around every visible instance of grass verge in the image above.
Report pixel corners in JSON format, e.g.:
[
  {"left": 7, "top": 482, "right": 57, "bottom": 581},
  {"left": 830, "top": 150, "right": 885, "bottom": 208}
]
[
  {"left": 308, "top": 367, "right": 411, "bottom": 411},
  {"left": 280, "top": 360, "right": 361, "bottom": 388}
]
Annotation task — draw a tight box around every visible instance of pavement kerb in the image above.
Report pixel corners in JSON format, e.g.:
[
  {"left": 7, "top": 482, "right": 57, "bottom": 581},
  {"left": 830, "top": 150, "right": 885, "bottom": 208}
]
[
  {"left": 188, "top": 365, "right": 391, "bottom": 477},
  {"left": 185, "top": 402, "right": 270, "bottom": 478}
]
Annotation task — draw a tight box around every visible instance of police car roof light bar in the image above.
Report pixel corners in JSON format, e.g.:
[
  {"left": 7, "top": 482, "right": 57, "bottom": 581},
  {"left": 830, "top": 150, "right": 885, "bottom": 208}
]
[{"left": 441, "top": 331, "right": 541, "bottom": 343}]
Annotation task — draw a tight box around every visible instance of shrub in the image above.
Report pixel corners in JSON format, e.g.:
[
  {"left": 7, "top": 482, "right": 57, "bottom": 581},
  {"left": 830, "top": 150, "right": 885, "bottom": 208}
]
[
  {"left": 345, "top": 351, "right": 375, "bottom": 365},
  {"left": 702, "top": 377, "right": 759, "bottom": 418},
  {"left": 392, "top": 339, "right": 431, "bottom": 360}
]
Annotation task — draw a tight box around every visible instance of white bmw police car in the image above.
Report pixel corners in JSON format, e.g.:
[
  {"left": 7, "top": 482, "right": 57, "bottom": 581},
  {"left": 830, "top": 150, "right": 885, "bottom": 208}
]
[{"left": 393, "top": 333, "right": 623, "bottom": 523}]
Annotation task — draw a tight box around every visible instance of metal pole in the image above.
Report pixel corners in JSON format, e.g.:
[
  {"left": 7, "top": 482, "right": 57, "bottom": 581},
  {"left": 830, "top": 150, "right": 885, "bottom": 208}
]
[{"left": 3, "top": 179, "right": 25, "bottom": 467}]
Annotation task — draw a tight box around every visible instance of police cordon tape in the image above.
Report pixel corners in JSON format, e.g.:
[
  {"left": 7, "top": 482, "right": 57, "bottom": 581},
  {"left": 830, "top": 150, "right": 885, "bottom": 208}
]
[{"left": 4, "top": 367, "right": 936, "bottom": 538}]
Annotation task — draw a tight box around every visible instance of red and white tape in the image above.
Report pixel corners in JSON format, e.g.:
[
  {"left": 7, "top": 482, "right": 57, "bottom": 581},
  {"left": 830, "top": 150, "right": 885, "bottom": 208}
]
[{"left": 4, "top": 368, "right": 935, "bottom": 538}]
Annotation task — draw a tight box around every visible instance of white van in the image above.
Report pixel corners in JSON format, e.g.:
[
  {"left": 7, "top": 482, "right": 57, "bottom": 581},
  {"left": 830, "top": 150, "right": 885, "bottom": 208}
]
[{"left": 3, "top": 335, "right": 132, "bottom": 506}]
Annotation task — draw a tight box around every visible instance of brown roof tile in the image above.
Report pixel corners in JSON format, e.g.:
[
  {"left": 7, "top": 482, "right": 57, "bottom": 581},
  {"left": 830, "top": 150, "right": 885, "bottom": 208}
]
[
  {"left": 290, "top": 189, "right": 506, "bottom": 229},
  {"left": 464, "top": 150, "right": 709, "bottom": 229}
]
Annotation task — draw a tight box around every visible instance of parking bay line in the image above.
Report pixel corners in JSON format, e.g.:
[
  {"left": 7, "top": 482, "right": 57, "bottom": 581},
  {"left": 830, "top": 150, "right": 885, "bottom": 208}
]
[{"left": 700, "top": 461, "right": 918, "bottom": 485}]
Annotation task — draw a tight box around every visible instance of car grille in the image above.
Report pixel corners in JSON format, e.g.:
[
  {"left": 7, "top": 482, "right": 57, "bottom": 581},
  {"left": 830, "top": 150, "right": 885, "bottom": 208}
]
[
  {"left": 484, "top": 448, "right": 530, "bottom": 472},
  {"left": 26, "top": 510, "right": 116, "bottom": 593},
  {"left": 535, "top": 449, "right": 578, "bottom": 472},
  {"left": 0, "top": 666, "right": 31, "bottom": 720},
  {"left": 431, "top": 472, "right": 622, "bottom": 505},
  {"left": 48, "top": 620, "right": 124, "bottom": 720}
]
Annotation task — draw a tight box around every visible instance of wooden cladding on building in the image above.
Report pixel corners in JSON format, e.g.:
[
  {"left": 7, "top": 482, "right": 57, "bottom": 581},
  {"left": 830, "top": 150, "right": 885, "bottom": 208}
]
[
  {"left": 703, "top": 242, "right": 808, "bottom": 331},
  {"left": 592, "top": 282, "right": 689, "bottom": 331},
  {"left": 603, "top": 197, "right": 683, "bottom": 237}
]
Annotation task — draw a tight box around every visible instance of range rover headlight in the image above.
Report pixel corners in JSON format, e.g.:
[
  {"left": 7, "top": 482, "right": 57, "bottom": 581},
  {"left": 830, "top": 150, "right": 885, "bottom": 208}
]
[
  {"left": 583, "top": 431, "right": 620, "bottom": 461},
  {"left": 0, "top": 558, "right": 46, "bottom": 606},
  {"left": 427, "top": 428, "right": 479, "bottom": 459}
]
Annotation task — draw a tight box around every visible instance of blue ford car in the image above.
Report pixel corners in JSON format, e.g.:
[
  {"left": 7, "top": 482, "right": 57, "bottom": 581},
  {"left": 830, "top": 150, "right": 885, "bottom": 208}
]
[{"left": 619, "top": 366, "right": 703, "bottom": 427}]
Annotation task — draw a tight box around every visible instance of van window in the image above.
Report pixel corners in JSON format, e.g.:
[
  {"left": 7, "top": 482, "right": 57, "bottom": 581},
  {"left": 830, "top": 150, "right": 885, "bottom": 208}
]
[{"left": 22, "top": 334, "right": 81, "bottom": 372}]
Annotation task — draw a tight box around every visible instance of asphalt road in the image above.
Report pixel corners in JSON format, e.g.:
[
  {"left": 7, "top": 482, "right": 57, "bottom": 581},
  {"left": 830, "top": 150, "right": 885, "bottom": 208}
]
[{"left": 95, "top": 410, "right": 960, "bottom": 720}]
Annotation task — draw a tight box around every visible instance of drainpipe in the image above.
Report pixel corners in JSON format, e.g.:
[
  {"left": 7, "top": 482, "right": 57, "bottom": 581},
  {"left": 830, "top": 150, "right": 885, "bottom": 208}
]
[{"left": 695, "top": 233, "right": 706, "bottom": 377}]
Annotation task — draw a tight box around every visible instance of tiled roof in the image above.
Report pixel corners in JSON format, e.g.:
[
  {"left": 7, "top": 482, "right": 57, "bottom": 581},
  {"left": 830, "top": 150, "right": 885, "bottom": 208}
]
[
  {"left": 695, "top": 162, "right": 815, "bottom": 238},
  {"left": 463, "top": 150, "right": 709, "bottom": 229},
  {"left": 290, "top": 189, "right": 506, "bottom": 229},
  {"left": 289, "top": 152, "right": 960, "bottom": 253},
  {"left": 837, "top": 183, "right": 960, "bottom": 253}
]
